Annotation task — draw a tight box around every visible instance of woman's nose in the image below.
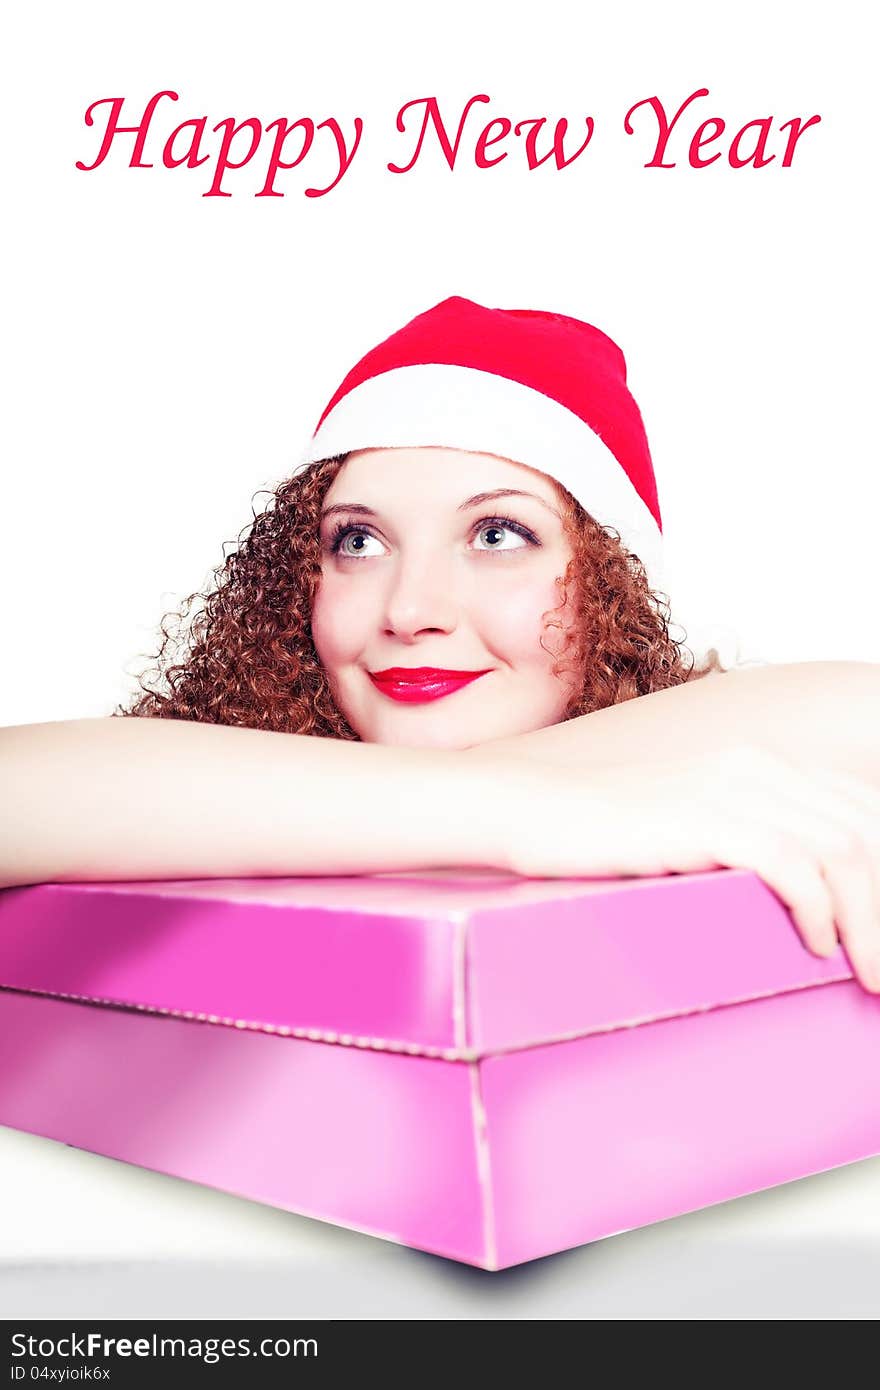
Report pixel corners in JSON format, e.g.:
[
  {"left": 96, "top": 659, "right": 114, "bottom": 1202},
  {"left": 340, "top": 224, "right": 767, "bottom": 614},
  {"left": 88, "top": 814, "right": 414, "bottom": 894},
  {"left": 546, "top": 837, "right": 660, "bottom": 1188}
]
[{"left": 381, "top": 553, "right": 459, "bottom": 640}]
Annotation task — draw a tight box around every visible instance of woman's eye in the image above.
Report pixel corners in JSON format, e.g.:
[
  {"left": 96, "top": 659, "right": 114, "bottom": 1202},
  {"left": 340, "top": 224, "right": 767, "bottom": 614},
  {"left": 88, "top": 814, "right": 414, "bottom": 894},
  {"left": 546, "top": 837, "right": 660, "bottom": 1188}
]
[
  {"left": 472, "top": 522, "right": 530, "bottom": 552},
  {"left": 332, "top": 528, "right": 385, "bottom": 558},
  {"left": 329, "top": 517, "right": 538, "bottom": 558}
]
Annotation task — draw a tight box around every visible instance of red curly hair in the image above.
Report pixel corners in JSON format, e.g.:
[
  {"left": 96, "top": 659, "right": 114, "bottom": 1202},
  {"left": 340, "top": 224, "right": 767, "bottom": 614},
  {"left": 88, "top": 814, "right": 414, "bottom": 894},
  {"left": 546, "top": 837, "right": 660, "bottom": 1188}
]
[{"left": 114, "top": 454, "right": 713, "bottom": 734}]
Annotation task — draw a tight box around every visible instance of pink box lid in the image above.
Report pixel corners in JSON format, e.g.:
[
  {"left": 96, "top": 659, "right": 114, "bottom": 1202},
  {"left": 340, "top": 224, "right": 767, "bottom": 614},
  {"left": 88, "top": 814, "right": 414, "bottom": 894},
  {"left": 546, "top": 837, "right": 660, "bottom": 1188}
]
[{"left": 0, "top": 870, "right": 852, "bottom": 1058}]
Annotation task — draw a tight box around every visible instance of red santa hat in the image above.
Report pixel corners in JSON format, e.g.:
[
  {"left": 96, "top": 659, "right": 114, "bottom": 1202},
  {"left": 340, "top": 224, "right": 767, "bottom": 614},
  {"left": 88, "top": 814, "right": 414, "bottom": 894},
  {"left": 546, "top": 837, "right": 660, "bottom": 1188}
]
[
  {"left": 297, "top": 296, "right": 749, "bottom": 670},
  {"left": 298, "top": 294, "right": 665, "bottom": 593}
]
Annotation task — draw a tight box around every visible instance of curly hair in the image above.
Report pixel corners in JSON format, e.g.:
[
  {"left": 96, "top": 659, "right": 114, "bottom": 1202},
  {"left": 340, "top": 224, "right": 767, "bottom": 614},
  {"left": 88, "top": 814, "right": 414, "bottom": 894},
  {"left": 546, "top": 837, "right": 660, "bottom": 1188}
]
[{"left": 113, "top": 454, "right": 714, "bottom": 735}]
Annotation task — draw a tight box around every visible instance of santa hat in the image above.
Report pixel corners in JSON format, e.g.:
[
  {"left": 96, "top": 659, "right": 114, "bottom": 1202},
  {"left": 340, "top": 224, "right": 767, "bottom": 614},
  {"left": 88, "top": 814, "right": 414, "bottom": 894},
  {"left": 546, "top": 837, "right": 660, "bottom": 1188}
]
[{"left": 298, "top": 295, "right": 742, "bottom": 670}]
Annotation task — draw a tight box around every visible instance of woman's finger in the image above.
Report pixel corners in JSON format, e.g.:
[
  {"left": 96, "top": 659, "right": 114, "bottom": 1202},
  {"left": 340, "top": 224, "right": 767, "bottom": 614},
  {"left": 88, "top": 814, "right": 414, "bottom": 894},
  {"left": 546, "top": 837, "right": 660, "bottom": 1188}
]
[
  {"left": 817, "top": 829, "right": 880, "bottom": 992},
  {"left": 701, "top": 749, "right": 880, "bottom": 984},
  {"left": 712, "top": 824, "right": 840, "bottom": 959}
]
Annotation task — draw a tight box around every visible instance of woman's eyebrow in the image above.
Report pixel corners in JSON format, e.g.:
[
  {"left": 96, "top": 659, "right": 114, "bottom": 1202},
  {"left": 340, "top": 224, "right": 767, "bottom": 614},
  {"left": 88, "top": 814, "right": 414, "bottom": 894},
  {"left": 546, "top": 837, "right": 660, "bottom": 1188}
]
[
  {"left": 321, "top": 489, "right": 558, "bottom": 520},
  {"left": 461, "top": 488, "right": 558, "bottom": 515}
]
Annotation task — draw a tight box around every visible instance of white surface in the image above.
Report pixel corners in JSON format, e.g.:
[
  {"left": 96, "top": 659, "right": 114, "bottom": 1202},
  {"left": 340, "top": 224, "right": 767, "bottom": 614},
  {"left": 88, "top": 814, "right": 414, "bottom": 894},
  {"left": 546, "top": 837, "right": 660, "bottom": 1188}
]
[
  {"left": 2, "top": 0, "right": 879, "bottom": 1318},
  {"left": 2, "top": 1124, "right": 880, "bottom": 1318}
]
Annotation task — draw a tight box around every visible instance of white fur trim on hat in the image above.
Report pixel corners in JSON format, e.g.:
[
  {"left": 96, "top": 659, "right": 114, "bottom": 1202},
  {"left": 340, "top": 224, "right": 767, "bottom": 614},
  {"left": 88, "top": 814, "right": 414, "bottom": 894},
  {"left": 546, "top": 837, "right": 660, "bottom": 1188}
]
[{"left": 297, "top": 363, "right": 665, "bottom": 592}]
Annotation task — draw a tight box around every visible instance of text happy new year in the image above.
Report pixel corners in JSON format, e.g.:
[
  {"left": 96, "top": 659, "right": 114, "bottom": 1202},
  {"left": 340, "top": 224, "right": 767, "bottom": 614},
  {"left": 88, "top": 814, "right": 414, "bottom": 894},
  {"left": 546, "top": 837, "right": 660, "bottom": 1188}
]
[{"left": 75, "top": 89, "right": 822, "bottom": 198}]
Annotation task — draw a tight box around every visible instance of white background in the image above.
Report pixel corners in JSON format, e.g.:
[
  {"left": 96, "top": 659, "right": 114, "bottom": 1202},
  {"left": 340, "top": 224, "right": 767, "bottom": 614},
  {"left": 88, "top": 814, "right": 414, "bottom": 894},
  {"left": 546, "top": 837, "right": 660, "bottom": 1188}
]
[{"left": 2, "top": 0, "right": 879, "bottom": 1319}]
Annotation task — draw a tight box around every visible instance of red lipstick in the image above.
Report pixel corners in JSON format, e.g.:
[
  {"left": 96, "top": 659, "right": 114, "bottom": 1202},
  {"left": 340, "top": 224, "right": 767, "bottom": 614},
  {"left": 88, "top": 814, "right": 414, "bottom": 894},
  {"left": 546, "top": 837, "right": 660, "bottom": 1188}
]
[{"left": 368, "top": 667, "right": 492, "bottom": 704}]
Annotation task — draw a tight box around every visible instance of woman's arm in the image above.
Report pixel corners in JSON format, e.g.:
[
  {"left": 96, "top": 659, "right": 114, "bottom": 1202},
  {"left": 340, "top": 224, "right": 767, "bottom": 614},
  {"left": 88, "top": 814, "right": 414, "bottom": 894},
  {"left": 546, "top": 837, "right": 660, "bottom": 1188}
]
[
  {"left": 469, "top": 662, "right": 880, "bottom": 784},
  {"left": 3, "top": 708, "right": 880, "bottom": 990},
  {"left": 0, "top": 716, "right": 503, "bottom": 890}
]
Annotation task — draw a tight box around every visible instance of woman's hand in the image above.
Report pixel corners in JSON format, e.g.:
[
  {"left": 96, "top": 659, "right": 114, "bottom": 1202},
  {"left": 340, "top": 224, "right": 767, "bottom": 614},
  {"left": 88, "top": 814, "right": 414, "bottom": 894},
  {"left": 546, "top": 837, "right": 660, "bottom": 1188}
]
[{"left": 488, "top": 743, "right": 880, "bottom": 994}]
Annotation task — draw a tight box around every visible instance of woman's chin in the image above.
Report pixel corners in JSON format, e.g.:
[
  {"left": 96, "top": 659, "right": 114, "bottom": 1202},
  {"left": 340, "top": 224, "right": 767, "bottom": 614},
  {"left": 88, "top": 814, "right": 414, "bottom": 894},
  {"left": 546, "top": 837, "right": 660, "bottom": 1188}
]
[{"left": 364, "top": 727, "right": 479, "bottom": 751}]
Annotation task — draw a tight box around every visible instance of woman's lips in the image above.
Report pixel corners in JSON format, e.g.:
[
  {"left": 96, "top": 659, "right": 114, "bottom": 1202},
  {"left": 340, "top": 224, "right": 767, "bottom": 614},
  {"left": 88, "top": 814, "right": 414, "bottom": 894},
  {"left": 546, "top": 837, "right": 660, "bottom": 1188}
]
[{"left": 368, "top": 668, "right": 492, "bottom": 704}]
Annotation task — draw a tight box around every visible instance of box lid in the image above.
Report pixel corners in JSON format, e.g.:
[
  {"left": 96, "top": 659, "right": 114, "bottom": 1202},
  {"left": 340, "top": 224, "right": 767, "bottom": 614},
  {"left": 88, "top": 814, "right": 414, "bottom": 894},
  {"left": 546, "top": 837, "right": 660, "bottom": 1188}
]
[{"left": 0, "top": 869, "right": 852, "bottom": 1058}]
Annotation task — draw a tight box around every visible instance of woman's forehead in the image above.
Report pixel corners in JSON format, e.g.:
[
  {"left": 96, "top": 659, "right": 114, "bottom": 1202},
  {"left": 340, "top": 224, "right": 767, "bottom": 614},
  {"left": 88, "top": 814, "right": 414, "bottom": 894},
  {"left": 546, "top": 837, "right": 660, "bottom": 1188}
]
[{"left": 324, "top": 447, "right": 564, "bottom": 512}]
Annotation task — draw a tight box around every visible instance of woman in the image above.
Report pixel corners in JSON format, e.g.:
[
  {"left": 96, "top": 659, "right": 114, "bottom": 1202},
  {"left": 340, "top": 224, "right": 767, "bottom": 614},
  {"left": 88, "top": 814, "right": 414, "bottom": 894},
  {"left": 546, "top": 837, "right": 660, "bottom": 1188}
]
[{"left": 2, "top": 297, "right": 879, "bottom": 990}]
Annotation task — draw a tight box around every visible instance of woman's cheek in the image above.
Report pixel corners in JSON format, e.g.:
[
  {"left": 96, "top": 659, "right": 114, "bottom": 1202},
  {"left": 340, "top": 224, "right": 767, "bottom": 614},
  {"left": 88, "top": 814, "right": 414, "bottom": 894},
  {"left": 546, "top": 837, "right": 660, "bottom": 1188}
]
[
  {"left": 309, "top": 576, "right": 346, "bottom": 667},
  {"left": 478, "top": 571, "right": 568, "bottom": 656},
  {"left": 311, "top": 573, "right": 369, "bottom": 664}
]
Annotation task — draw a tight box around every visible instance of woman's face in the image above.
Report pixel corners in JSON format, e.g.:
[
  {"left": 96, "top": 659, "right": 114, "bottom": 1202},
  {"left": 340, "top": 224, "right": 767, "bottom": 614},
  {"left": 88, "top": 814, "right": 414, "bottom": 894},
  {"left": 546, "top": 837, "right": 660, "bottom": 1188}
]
[{"left": 310, "top": 447, "right": 581, "bottom": 748}]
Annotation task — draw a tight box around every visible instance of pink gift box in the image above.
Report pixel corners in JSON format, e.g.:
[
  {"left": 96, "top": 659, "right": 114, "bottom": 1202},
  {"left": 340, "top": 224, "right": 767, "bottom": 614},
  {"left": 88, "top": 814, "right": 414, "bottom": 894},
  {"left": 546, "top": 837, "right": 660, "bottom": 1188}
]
[{"left": 1, "top": 868, "right": 878, "bottom": 1270}]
